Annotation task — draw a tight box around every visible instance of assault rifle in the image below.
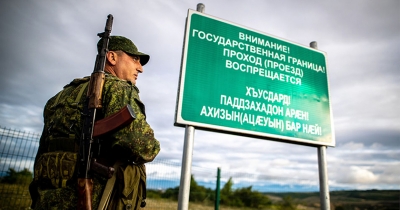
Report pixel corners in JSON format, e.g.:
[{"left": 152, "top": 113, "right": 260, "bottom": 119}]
[{"left": 77, "top": 14, "right": 136, "bottom": 210}]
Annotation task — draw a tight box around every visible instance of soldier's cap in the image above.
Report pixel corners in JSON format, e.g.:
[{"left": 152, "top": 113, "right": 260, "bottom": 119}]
[{"left": 97, "top": 35, "right": 150, "bottom": 66}]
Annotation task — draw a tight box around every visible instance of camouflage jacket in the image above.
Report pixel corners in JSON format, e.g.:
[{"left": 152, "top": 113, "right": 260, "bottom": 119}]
[{"left": 30, "top": 73, "right": 160, "bottom": 209}]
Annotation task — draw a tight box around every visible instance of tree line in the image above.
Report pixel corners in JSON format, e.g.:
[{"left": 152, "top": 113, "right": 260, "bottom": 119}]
[{"left": 148, "top": 175, "right": 297, "bottom": 209}]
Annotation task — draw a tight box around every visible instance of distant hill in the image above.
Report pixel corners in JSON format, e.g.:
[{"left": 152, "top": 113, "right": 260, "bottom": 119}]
[{"left": 265, "top": 189, "right": 399, "bottom": 210}]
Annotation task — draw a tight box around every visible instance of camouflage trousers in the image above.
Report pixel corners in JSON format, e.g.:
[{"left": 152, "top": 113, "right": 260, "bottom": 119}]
[
  {"left": 31, "top": 164, "right": 146, "bottom": 210},
  {"left": 32, "top": 176, "right": 106, "bottom": 210}
]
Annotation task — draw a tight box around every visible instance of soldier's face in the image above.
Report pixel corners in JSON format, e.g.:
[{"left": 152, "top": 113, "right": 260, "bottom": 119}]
[{"left": 114, "top": 52, "right": 143, "bottom": 84}]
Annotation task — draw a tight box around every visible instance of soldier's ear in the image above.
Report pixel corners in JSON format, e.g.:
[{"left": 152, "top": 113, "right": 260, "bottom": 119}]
[{"left": 106, "top": 51, "right": 118, "bottom": 65}]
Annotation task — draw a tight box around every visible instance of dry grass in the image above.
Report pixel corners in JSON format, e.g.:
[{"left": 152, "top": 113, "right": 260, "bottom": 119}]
[
  {"left": 145, "top": 198, "right": 274, "bottom": 210},
  {"left": 0, "top": 183, "right": 31, "bottom": 210},
  {"left": 0, "top": 184, "right": 253, "bottom": 210}
]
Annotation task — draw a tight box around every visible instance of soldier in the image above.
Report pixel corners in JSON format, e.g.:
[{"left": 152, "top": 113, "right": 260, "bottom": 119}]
[{"left": 29, "top": 36, "right": 160, "bottom": 210}]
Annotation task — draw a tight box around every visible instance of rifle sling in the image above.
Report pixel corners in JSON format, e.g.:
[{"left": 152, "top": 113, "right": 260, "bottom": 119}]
[{"left": 97, "top": 161, "right": 121, "bottom": 210}]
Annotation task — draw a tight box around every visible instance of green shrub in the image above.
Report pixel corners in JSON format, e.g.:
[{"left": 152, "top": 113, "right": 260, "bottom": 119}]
[{"left": 1, "top": 168, "right": 33, "bottom": 185}]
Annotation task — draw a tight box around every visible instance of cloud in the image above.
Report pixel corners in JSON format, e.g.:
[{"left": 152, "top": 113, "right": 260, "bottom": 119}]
[
  {"left": 337, "top": 166, "right": 379, "bottom": 184},
  {"left": 0, "top": 104, "right": 43, "bottom": 132},
  {"left": 340, "top": 142, "right": 364, "bottom": 150},
  {"left": 336, "top": 128, "right": 400, "bottom": 148}
]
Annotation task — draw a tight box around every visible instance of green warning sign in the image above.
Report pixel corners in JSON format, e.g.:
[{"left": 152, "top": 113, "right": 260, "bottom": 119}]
[{"left": 175, "top": 10, "right": 335, "bottom": 147}]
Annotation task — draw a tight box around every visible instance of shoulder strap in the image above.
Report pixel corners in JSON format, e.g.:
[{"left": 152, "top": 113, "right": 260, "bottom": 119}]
[
  {"left": 51, "top": 80, "right": 89, "bottom": 108},
  {"left": 52, "top": 90, "right": 64, "bottom": 108},
  {"left": 75, "top": 81, "right": 89, "bottom": 103}
]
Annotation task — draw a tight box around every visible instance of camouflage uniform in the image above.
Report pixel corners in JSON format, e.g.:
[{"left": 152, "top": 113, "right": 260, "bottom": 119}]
[{"left": 30, "top": 73, "right": 160, "bottom": 209}]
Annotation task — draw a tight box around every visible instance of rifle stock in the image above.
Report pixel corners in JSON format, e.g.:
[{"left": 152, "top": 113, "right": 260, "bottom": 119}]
[{"left": 77, "top": 178, "right": 93, "bottom": 210}]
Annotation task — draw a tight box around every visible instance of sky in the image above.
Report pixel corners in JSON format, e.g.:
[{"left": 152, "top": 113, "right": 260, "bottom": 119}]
[{"left": 0, "top": 0, "right": 399, "bottom": 191}]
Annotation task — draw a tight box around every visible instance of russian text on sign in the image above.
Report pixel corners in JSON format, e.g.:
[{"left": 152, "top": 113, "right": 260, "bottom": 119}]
[
  {"left": 226, "top": 60, "right": 302, "bottom": 85},
  {"left": 238, "top": 32, "right": 290, "bottom": 53}
]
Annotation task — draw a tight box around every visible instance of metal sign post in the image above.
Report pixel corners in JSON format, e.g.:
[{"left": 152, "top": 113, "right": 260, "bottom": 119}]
[
  {"left": 312, "top": 39, "right": 331, "bottom": 210},
  {"left": 310, "top": 41, "right": 330, "bottom": 210},
  {"left": 177, "top": 5, "right": 205, "bottom": 210},
  {"left": 177, "top": 125, "right": 195, "bottom": 210},
  {"left": 318, "top": 146, "right": 331, "bottom": 210}
]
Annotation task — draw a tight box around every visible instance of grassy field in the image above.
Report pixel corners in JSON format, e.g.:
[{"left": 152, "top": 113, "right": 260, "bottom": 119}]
[
  {"left": 0, "top": 183, "right": 271, "bottom": 210},
  {"left": 141, "top": 198, "right": 315, "bottom": 210},
  {"left": 145, "top": 198, "right": 262, "bottom": 210},
  {"left": 0, "top": 183, "right": 32, "bottom": 210}
]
